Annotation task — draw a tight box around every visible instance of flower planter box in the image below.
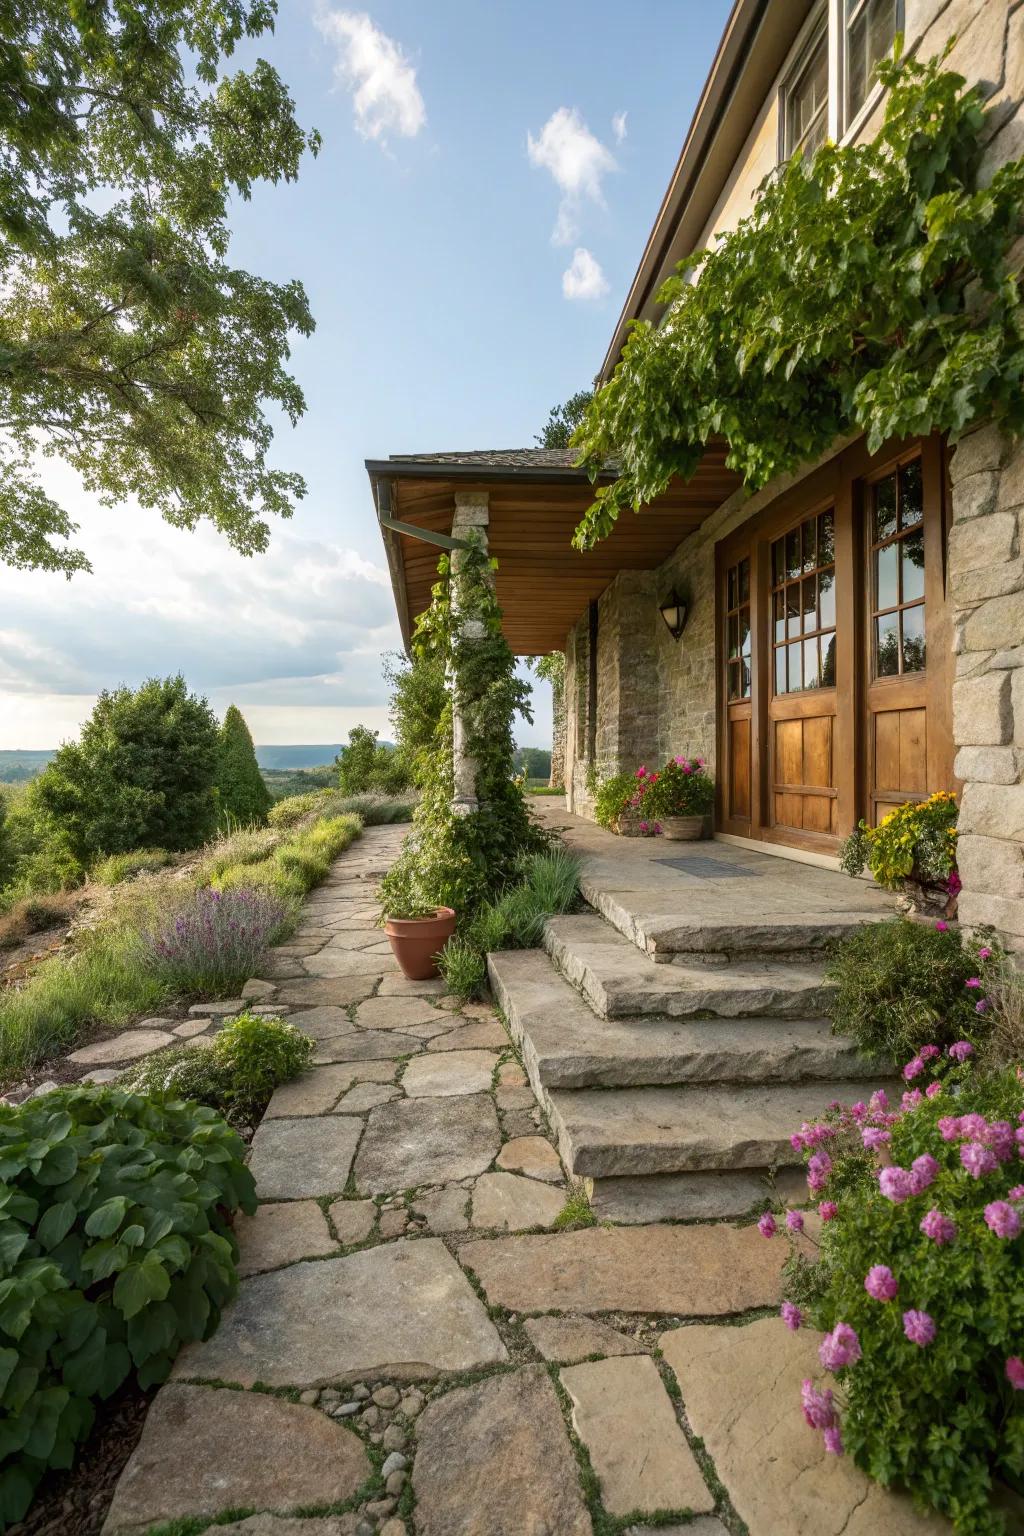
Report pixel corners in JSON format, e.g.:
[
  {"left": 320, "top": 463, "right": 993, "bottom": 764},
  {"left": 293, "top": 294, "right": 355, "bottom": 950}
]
[
  {"left": 384, "top": 907, "right": 456, "bottom": 980},
  {"left": 659, "top": 814, "right": 705, "bottom": 842}
]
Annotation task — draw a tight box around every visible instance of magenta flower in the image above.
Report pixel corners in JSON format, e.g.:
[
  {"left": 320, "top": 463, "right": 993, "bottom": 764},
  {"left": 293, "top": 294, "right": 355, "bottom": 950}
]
[
  {"left": 807, "top": 1151, "right": 832, "bottom": 1192},
  {"left": 786, "top": 1210, "right": 805, "bottom": 1234},
  {"left": 819, "top": 1322, "right": 861, "bottom": 1372},
  {"left": 978, "top": 946, "right": 993, "bottom": 961},
  {"left": 869, "top": 1089, "right": 890, "bottom": 1113},
  {"left": 1008, "top": 1185, "right": 1024, "bottom": 1201},
  {"left": 965, "top": 977, "right": 981, "bottom": 990},
  {"left": 910, "top": 1154, "right": 939, "bottom": 1193},
  {"left": 903, "top": 1056, "right": 925, "bottom": 1081},
  {"left": 920, "top": 1209, "right": 956, "bottom": 1246},
  {"left": 901, "top": 1089, "right": 922, "bottom": 1111},
  {"left": 879, "top": 1166, "right": 916, "bottom": 1203},
  {"left": 960, "top": 1113, "right": 988, "bottom": 1139},
  {"left": 1006, "top": 1357, "right": 1024, "bottom": 1391},
  {"left": 850, "top": 1101, "right": 868, "bottom": 1123},
  {"left": 757, "top": 1211, "right": 777, "bottom": 1239},
  {"left": 818, "top": 1200, "right": 838, "bottom": 1222},
  {"left": 976, "top": 999, "right": 990, "bottom": 1015},
  {"left": 903, "top": 1310, "right": 936, "bottom": 1347},
  {"left": 823, "top": 1426, "right": 844, "bottom": 1456},
  {"left": 862, "top": 1125, "right": 891, "bottom": 1150},
  {"left": 985, "top": 1121, "right": 1016, "bottom": 1163},
  {"left": 919, "top": 1044, "right": 940, "bottom": 1061},
  {"left": 864, "top": 1265, "right": 898, "bottom": 1302},
  {"left": 781, "top": 1302, "right": 803, "bottom": 1331},
  {"left": 790, "top": 1133, "right": 804, "bottom": 1152},
  {"left": 961, "top": 1142, "right": 998, "bottom": 1179},
  {"left": 934, "top": 920, "right": 948, "bottom": 933},
  {"left": 800, "top": 1379, "right": 837, "bottom": 1430},
  {"left": 938, "top": 1115, "right": 961, "bottom": 1142},
  {"left": 984, "top": 1201, "right": 1022, "bottom": 1239},
  {"left": 925, "top": 1082, "right": 942, "bottom": 1099}
]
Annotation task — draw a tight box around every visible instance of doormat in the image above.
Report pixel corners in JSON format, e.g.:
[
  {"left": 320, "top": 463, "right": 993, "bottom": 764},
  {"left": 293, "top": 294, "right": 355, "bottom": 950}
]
[{"left": 653, "top": 856, "right": 760, "bottom": 879}]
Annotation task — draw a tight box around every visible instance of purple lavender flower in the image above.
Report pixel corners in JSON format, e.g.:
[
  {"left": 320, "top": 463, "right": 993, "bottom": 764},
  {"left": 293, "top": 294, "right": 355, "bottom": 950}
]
[
  {"left": 781, "top": 1302, "right": 803, "bottom": 1331},
  {"left": 757, "top": 1212, "right": 777, "bottom": 1239}
]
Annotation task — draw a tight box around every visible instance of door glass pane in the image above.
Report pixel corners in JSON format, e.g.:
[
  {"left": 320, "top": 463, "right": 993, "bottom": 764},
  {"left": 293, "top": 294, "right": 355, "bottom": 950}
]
[
  {"left": 776, "top": 646, "right": 787, "bottom": 695},
  {"left": 741, "top": 658, "right": 752, "bottom": 698},
  {"left": 804, "top": 637, "right": 820, "bottom": 690},
  {"left": 772, "top": 539, "right": 784, "bottom": 586},
  {"left": 786, "top": 587, "right": 800, "bottom": 639},
  {"left": 739, "top": 610, "right": 751, "bottom": 658},
  {"left": 728, "top": 614, "right": 739, "bottom": 658},
  {"left": 819, "top": 566, "right": 836, "bottom": 628},
  {"left": 821, "top": 632, "right": 837, "bottom": 687},
  {"left": 901, "top": 528, "right": 925, "bottom": 603},
  {"left": 774, "top": 588, "right": 786, "bottom": 643},
  {"left": 739, "top": 559, "right": 750, "bottom": 602},
  {"left": 802, "top": 519, "right": 817, "bottom": 573},
  {"left": 874, "top": 473, "right": 897, "bottom": 541},
  {"left": 786, "top": 528, "right": 801, "bottom": 580},
  {"left": 728, "top": 661, "right": 740, "bottom": 700},
  {"left": 818, "top": 509, "right": 835, "bottom": 565},
  {"left": 902, "top": 604, "right": 926, "bottom": 672},
  {"left": 900, "top": 458, "right": 923, "bottom": 527},
  {"left": 787, "top": 641, "right": 803, "bottom": 691},
  {"left": 801, "top": 577, "right": 817, "bottom": 632},
  {"left": 876, "top": 541, "right": 898, "bottom": 610},
  {"left": 876, "top": 612, "right": 899, "bottom": 676}
]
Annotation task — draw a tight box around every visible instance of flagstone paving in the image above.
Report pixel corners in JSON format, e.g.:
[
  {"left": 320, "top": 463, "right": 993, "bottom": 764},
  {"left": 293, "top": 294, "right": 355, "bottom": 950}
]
[{"left": 106, "top": 823, "right": 952, "bottom": 1536}]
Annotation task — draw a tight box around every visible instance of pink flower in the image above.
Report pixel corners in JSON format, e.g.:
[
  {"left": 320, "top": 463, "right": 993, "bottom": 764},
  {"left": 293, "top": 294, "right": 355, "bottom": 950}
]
[
  {"left": 1006, "top": 1357, "right": 1024, "bottom": 1391},
  {"left": 925, "top": 1082, "right": 942, "bottom": 1099},
  {"left": 965, "top": 977, "right": 981, "bottom": 990},
  {"left": 903, "top": 1310, "right": 936, "bottom": 1347},
  {"left": 790, "top": 1133, "right": 805, "bottom": 1152},
  {"left": 786, "top": 1210, "right": 805, "bottom": 1234},
  {"left": 818, "top": 1201, "right": 838, "bottom": 1222},
  {"left": 978, "top": 946, "right": 993, "bottom": 961},
  {"left": 1008, "top": 1185, "right": 1024, "bottom": 1201},
  {"left": 862, "top": 1125, "right": 891, "bottom": 1150},
  {"left": 984, "top": 1201, "right": 1022, "bottom": 1239},
  {"left": 934, "top": 920, "right": 948, "bottom": 932},
  {"left": 807, "top": 1151, "right": 832, "bottom": 1192},
  {"left": 976, "top": 999, "right": 990, "bottom": 1015},
  {"left": 850, "top": 1101, "right": 868, "bottom": 1123},
  {"left": 757, "top": 1212, "right": 777, "bottom": 1238},
  {"left": 947, "top": 870, "right": 962, "bottom": 896},
  {"left": 960, "top": 1114, "right": 988, "bottom": 1139},
  {"left": 819, "top": 1322, "right": 861, "bottom": 1373},
  {"left": 938, "top": 1115, "right": 962, "bottom": 1142},
  {"left": 636, "top": 766, "right": 647, "bottom": 779},
  {"left": 985, "top": 1121, "right": 1016, "bottom": 1163},
  {"left": 961, "top": 1142, "right": 998, "bottom": 1179},
  {"left": 879, "top": 1166, "right": 916, "bottom": 1203},
  {"left": 823, "top": 1426, "right": 844, "bottom": 1455},
  {"left": 919, "top": 1044, "right": 940, "bottom": 1061},
  {"left": 800, "top": 1379, "right": 837, "bottom": 1430},
  {"left": 864, "top": 1265, "right": 898, "bottom": 1302},
  {"left": 901, "top": 1090, "right": 923, "bottom": 1111},
  {"left": 910, "top": 1154, "right": 939, "bottom": 1193},
  {"left": 903, "top": 1055, "right": 925, "bottom": 1082},
  {"left": 920, "top": 1209, "right": 956, "bottom": 1246},
  {"left": 869, "top": 1089, "right": 889, "bottom": 1113},
  {"left": 781, "top": 1301, "right": 803, "bottom": 1331}
]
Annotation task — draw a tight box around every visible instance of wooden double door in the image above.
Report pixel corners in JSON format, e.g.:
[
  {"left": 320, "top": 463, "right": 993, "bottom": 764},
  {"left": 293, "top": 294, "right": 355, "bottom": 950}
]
[{"left": 716, "top": 436, "right": 954, "bottom": 854}]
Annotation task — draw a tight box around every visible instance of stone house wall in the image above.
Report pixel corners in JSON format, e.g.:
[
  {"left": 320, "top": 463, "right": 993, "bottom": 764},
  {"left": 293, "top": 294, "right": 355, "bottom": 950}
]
[{"left": 563, "top": 0, "right": 1024, "bottom": 949}]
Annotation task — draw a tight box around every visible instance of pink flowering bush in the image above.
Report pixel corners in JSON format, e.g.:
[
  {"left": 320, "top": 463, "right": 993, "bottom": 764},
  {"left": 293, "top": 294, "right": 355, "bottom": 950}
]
[
  {"left": 773, "top": 1055, "right": 1024, "bottom": 1533},
  {"left": 642, "top": 755, "right": 714, "bottom": 820}
]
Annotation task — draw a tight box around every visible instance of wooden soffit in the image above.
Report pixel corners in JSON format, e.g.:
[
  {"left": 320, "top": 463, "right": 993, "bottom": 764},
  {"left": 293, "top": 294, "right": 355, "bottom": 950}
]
[{"left": 366, "top": 450, "right": 741, "bottom": 655}]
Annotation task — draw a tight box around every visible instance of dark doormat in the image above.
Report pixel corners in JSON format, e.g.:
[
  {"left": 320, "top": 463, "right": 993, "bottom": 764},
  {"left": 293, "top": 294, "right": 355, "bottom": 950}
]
[{"left": 653, "top": 856, "right": 761, "bottom": 879}]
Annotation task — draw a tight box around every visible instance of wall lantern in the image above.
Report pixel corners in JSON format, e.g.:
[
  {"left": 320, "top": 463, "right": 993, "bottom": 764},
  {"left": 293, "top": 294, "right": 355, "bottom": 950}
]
[{"left": 659, "top": 589, "right": 687, "bottom": 640}]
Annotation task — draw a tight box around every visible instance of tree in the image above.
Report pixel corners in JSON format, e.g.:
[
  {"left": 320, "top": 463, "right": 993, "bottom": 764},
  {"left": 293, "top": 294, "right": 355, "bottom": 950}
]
[
  {"left": 535, "top": 389, "right": 593, "bottom": 449},
  {"left": 384, "top": 649, "right": 446, "bottom": 789},
  {"left": 33, "top": 675, "right": 220, "bottom": 859},
  {"left": 336, "top": 725, "right": 410, "bottom": 796},
  {"left": 0, "top": 1, "right": 320, "bottom": 576},
  {"left": 215, "top": 704, "right": 270, "bottom": 826}
]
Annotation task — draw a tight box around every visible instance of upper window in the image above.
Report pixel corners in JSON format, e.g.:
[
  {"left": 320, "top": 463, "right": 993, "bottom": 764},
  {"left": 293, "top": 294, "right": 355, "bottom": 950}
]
[
  {"left": 783, "top": 24, "right": 829, "bottom": 160},
  {"left": 844, "top": 0, "right": 899, "bottom": 124}
]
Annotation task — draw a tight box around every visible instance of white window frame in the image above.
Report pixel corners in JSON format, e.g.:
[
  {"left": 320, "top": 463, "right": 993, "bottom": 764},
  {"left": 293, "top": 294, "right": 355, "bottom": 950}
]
[{"left": 777, "top": 0, "right": 904, "bottom": 165}]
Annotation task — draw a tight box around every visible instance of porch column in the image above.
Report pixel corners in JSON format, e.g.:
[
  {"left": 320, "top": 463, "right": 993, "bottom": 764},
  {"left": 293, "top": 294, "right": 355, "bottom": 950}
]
[{"left": 451, "top": 490, "right": 490, "bottom": 817}]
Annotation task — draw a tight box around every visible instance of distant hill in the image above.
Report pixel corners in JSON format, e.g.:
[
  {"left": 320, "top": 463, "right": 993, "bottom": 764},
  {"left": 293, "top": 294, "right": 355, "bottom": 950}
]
[
  {"left": 0, "top": 750, "right": 55, "bottom": 783},
  {"left": 254, "top": 745, "right": 343, "bottom": 771},
  {"left": 0, "top": 742, "right": 399, "bottom": 783}
]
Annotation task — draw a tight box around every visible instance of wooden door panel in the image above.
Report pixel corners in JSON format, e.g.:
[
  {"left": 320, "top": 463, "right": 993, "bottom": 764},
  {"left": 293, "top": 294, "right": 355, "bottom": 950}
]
[
  {"left": 729, "top": 716, "right": 751, "bottom": 820},
  {"left": 772, "top": 714, "right": 836, "bottom": 833}
]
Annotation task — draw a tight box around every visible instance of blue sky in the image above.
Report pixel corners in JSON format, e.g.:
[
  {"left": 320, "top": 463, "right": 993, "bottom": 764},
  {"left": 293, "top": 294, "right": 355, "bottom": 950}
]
[{"left": 0, "top": 0, "right": 732, "bottom": 750}]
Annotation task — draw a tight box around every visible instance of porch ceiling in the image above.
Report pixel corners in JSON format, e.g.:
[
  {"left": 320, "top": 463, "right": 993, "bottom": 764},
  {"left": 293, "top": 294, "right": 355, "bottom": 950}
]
[{"left": 366, "top": 448, "right": 741, "bottom": 654}]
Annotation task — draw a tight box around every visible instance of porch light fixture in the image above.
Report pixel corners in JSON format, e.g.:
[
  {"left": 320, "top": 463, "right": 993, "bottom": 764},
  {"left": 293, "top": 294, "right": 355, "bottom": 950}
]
[{"left": 659, "top": 589, "right": 687, "bottom": 640}]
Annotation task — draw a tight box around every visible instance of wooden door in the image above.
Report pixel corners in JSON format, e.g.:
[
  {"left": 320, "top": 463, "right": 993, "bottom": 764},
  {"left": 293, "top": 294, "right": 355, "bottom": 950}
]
[{"left": 718, "top": 552, "right": 754, "bottom": 833}]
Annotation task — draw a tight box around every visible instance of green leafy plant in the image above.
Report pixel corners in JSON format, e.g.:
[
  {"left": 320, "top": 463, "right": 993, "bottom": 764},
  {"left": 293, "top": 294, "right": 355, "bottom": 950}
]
[
  {"left": 772, "top": 1061, "right": 1024, "bottom": 1534},
  {"left": 839, "top": 791, "right": 958, "bottom": 891},
  {"left": 0, "top": 1085, "right": 256, "bottom": 1526},
  {"left": 91, "top": 849, "right": 174, "bottom": 887},
  {"left": 122, "top": 1014, "right": 312, "bottom": 1124},
  {"left": 642, "top": 755, "right": 714, "bottom": 819},
  {"left": 383, "top": 649, "right": 447, "bottom": 791},
  {"left": 573, "top": 51, "right": 1024, "bottom": 550},
  {"left": 436, "top": 938, "right": 487, "bottom": 1000},
  {"left": 336, "top": 725, "right": 410, "bottom": 797},
  {"left": 825, "top": 918, "right": 988, "bottom": 1062},
  {"left": 215, "top": 813, "right": 362, "bottom": 903},
  {"left": 592, "top": 773, "right": 637, "bottom": 830},
  {"left": 214, "top": 706, "right": 271, "bottom": 829},
  {"left": 439, "top": 850, "right": 581, "bottom": 999}
]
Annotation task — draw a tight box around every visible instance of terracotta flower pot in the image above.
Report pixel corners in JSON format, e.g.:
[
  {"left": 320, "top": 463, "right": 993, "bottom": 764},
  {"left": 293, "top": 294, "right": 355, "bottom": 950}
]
[
  {"left": 659, "top": 814, "right": 705, "bottom": 841},
  {"left": 384, "top": 907, "right": 457, "bottom": 980}
]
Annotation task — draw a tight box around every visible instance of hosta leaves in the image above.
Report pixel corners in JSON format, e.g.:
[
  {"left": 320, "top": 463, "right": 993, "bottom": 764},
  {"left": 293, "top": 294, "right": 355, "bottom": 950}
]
[{"left": 84, "top": 1197, "right": 129, "bottom": 1239}]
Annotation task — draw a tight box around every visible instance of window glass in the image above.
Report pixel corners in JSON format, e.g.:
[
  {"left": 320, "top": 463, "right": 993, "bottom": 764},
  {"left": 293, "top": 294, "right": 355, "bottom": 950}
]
[
  {"left": 870, "top": 456, "right": 926, "bottom": 679},
  {"left": 725, "top": 559, "right": 752, "bottom": 701},
  {"left": 785, "top": 27, "right": 828, "bottom": 159},
  {"left": 845, "top": 0, "right": 897, "bottom": 123},
  {"left": 771, "top": 508, "right": 837, "bottom": 695}
]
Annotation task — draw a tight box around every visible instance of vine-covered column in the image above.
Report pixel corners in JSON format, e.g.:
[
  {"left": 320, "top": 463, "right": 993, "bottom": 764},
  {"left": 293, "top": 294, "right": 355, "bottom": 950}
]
[{"left": 450, "top": 490, "right": 490, "bottom": 815}]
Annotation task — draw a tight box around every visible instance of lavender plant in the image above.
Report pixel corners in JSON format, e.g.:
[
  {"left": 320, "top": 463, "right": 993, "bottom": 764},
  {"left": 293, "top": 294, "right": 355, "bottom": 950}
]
[{"left": 140, "top": 887, "right": 288, "bottom": 997}]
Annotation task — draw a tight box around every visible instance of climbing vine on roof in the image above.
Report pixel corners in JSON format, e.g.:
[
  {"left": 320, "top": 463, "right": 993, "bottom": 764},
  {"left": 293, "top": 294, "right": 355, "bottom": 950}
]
[{"left": 572, "top": 47, "right": 1024, "bottom": 550}]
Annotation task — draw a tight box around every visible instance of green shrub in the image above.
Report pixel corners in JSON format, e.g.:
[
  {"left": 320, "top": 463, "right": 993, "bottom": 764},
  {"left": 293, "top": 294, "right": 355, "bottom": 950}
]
[
  {"left": 336, "top": 724, "right": 410, "bottom": 796},
  {"left": 437, "top": 938, "right": 487, "bottom": 999},
  {"left": 440, "top": 850, "right": 580, "bottom": 999},
  {"left": 774, "top": 1062, "right": 1024, "bottom": 1535},
  {"left": 267, "top": 790, "right": 326, "bottom": 828},
  {"left": 198, "top": 825, "right": 281, "bottom": 882},
  {"left": 214, "top": 705, "right": 270, "bottom": 828},
  {"left": 122, "top": 1013, "right": 312, "bottom": 1123},
  {"left": 593, "top": 772, "right": 636, "bottom": 829},
  {"left": 330, "top": 794, "right": 414, "bottom": 826},
  {"left": 839, "top": 791, "right": 959, "bottom": 892},
  {"left": 213, "top": 814, "right": 362, "bottom": 904},
  {"left": 0, "top": 1085, "right": 255, "bottom": 1525},
  {"left": 826, "top": 918, "right": 987, "bottom": 1063},
  {"left": 91, "top": 848, "right": 173, "bottom": 886}
]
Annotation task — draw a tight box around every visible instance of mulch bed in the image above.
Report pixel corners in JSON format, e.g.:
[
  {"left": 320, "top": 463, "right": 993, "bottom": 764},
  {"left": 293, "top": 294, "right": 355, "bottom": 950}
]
[{"left": 8, "top": 1381, "right": 154, "bottom": 1536}]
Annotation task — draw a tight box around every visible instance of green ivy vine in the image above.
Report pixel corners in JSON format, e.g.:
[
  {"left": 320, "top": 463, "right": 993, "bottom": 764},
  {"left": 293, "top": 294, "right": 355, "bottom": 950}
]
[
  {"left": 378, "top": 534, "right": 545, "bottom": 919},
  {"left": 573, "top": 48, "right": 1024, "bottom": 549}
]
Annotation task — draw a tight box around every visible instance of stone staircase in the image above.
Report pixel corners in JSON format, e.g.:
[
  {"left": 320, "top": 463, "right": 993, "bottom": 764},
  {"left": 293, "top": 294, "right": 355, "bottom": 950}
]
[{"left": 488, "top": 812, "right": 893, "bottom": 1222}]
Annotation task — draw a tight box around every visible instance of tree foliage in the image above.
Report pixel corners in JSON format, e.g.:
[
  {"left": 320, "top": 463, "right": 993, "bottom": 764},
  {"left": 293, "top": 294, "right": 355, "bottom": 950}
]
[
  {"left": 535, "top": 389, "right": 593, "bottom": 449},
  {"left": 335, "top": 724, "right": 410, "bottom": 796},
  {"left": 384, "top": 648, "right": 446, "bottom": 789},
  {"left": 214, "top": 704, "right": 270, "bottom": 827},
  {"left": 0, "top": 0, "right": 320, "bottom": 575},
  {"left": 32, "top": 675, "right": 219, "bottom": 860},
  {"left": 574, "top": 51, "right": 1024, "bottom": 549}
]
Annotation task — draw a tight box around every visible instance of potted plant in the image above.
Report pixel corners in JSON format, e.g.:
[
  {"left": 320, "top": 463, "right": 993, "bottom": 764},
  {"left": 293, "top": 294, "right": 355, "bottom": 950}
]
[
  {"left": 838, "top": 791, "right": 959, "bottom": 916},
  {"left": 643, "top": 755, "right": 714, "bottom": 840},
  {"left": 382, "top": 893, "right": 457, "bottom": 979}
]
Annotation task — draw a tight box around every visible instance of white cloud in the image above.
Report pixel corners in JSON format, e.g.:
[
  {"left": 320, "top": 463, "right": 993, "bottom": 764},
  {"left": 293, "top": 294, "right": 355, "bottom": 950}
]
[
  {"left": 527, "top": 107, "right": 616, "bottom": 246},
  {"left": 562, "top": 247, "right": 609, "bottom": 302},
  {"left": 316, "top": 9, "right": 425, "bottom": 144},
  {"left": 612, "top": 110, "right": 628, "bottom": 144}
]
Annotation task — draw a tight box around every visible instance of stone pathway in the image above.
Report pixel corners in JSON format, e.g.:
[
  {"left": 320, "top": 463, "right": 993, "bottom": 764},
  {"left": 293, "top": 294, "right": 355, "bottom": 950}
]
[{"left": 103, "top": 824, "right": 949, "bottom": 1536}]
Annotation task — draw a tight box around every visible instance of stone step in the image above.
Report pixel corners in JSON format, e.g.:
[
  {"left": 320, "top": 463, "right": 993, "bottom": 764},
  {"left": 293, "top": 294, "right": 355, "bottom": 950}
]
[
  {"left": 543, "top": 1078, "right": 886, "bottom": 1181},
  {"left": 489, "top": 949, "right": 869, "bottom": 1090},
  {"left": 543, "top": 914, "right": 834, "bottom": 1020}
]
